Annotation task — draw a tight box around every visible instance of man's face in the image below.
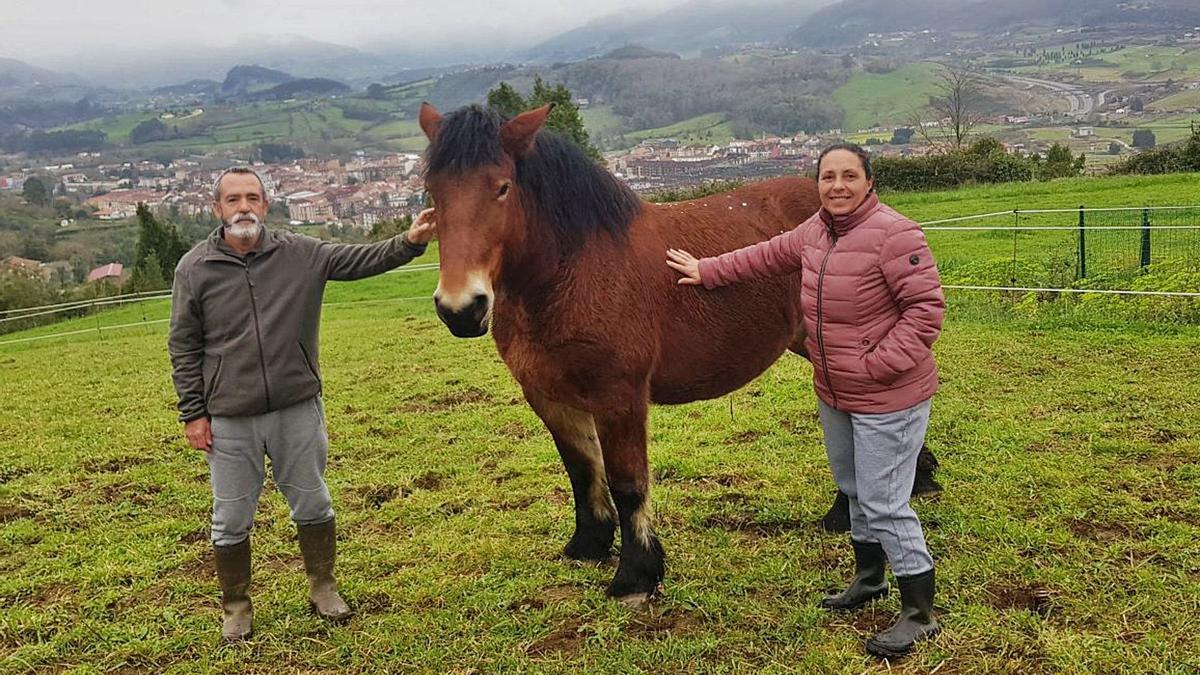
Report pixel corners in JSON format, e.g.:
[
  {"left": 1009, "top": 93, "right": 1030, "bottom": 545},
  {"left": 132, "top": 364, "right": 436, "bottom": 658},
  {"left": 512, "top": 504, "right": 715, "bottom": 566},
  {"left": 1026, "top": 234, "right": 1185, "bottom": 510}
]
[{"left": 213, "top": 173, "right": 268, "bottom": 241}]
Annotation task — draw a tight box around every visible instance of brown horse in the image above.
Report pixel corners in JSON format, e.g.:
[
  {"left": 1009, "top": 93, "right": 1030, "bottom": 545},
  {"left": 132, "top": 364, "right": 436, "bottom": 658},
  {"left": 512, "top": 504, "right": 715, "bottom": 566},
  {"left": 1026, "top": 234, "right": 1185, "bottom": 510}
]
[{"left": 418, "top": 102, "right": 824, "bottom": 603}]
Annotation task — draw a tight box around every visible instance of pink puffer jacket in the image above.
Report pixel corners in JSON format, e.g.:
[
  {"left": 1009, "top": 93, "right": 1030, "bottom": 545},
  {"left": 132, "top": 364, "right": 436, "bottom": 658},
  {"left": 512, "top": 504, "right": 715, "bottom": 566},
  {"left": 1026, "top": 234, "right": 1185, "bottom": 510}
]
[{"left": 698, "top": 193, "right": 945, "bottom": 413}]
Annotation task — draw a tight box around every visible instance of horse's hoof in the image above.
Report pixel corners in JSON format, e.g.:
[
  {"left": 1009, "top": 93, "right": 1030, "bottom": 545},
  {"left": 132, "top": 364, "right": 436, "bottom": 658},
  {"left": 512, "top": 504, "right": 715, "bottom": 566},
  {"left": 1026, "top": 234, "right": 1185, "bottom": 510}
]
[{"left": 615, "top": 592, "right": 652, "bottom": 609}]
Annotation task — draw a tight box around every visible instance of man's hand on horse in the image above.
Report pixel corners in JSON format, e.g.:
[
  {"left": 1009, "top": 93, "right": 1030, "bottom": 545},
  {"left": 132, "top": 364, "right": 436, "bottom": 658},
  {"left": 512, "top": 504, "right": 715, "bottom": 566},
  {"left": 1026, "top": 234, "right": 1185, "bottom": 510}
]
[
  {"left": 666, "top": 249, "right": 703, "bottom": 286},
  {"left": 406, "top": 208, "right": 438, "bottom": 245},
  {"left": 185, "top": 417, "right": 212, "bottom": 453}
]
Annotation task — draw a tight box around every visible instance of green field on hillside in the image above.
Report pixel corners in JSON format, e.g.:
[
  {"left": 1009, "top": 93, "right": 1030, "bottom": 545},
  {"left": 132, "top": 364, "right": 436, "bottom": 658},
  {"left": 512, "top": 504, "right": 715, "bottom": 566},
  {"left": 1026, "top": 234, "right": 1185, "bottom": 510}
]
[
  {"left": 833, "top": 63, "right": 944, "bottom": 133},
  {"left": 1009, "top": 45, "right": 1200, "bottom": 84},
  {"left": 4, "top": 174, "right": 1200, "bottom": 671},
  {"left": 622, "top": 113, "right": 735, "bottom": 147}
]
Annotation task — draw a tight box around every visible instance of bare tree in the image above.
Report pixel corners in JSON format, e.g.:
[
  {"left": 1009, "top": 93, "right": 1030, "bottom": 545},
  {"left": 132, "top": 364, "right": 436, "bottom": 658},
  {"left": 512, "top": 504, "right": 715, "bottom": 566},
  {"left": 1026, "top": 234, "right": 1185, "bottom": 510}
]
[{"left": 910, "top": 64, "right": 987, "bottom": 150}]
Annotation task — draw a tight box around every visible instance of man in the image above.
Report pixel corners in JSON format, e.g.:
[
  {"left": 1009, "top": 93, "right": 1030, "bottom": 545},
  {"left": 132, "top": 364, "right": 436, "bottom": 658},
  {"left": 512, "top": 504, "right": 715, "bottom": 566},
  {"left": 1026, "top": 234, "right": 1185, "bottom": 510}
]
[{"left": 168, "top": 167, "right": 435, "bottom": 641}]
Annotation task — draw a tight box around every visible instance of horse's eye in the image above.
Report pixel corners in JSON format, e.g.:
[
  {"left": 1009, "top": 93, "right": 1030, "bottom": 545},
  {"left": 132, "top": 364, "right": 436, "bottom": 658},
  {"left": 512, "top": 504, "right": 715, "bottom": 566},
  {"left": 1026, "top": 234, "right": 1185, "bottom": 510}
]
[{"left": 497, "top": 183, "right": 511, "bottom": 198}]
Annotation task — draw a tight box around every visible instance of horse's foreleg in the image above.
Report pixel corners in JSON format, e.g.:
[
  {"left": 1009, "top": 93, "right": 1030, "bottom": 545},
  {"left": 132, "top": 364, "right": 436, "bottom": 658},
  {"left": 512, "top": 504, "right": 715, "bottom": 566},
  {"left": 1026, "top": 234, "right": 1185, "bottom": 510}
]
[
  {"left": 594, "top": 400, "right": 665, "bottom": 605},
  {"left": 527, "top": 396, "right": 617, "bottom": 561}
]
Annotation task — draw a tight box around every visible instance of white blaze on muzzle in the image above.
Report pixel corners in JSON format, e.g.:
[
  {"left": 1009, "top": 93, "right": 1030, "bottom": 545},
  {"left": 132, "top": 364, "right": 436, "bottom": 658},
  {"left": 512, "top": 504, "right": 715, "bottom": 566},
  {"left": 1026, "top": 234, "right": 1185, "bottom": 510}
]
[{"left": 434, "top": 270, "right": 494, "bottom": 313}]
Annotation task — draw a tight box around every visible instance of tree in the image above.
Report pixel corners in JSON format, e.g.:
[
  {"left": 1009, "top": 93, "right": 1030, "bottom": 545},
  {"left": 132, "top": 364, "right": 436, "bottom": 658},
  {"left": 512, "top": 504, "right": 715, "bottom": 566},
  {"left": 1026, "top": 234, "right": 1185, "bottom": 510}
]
[
  {"left": 1132, "top": 129, "right": 1156, "bottom": 149},
  {"left": 1130, "top": 97, "right": 1144, "bottom": 113},
  {"left": 486, "top": 82, "right": 526, "bottom": 118},
  {"left": 911, "top": 65, "right": 986, "bottom": 149},
  {"left": 1038, "top": 143, "right": 1086, "bottom": 180},
  {"left": 485, "top": 78, "right": 602, "bottom": 162},
  {"left": 1108, "top": 142, "right": 1122, "bottom": 155},
  {"left": 127, "top": 253, "right": 167, "bottom": 293},
  {"left": 22, "top": 176, "right": 49, "bottom": 206},
  {"left": 366, "top": 83, "right": 387, "bottom": 100},
  {"left": 890, "top": 128, "right": 915, "bottom": 145},
  {"left": 129, "top": 118, "right": 170, "bottom": 145},
  {"left": 134, "top": 204, "right": 188, "bottom": 282}
]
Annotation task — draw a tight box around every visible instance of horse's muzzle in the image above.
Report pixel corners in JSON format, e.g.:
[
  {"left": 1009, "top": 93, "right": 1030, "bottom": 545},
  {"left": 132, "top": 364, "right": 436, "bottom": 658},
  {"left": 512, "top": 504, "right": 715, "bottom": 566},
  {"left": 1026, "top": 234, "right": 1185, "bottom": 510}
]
[{"left": 434, "top": 294, "right": 490, "bottom": 338}]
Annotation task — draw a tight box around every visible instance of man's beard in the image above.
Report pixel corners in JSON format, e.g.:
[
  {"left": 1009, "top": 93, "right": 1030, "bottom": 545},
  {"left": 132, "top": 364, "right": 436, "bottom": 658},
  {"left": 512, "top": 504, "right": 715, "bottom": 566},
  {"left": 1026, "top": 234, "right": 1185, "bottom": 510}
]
[{"left": 225, "top": 212, "right": 262, "bottom": 241}]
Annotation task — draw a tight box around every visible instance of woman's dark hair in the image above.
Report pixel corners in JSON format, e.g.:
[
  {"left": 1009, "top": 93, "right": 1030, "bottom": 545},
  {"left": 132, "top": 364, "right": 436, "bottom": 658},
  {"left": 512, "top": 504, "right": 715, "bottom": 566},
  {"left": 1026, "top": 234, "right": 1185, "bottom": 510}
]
[{"left": 817, "top": 143, "right": 873, "bottom": 181}]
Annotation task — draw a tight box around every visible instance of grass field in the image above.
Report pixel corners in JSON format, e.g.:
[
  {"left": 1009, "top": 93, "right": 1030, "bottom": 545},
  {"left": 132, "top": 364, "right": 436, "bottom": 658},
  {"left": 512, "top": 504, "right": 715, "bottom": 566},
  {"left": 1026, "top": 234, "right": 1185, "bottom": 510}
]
[
  {"left": 833, "top": 64, "right": 944, "bottom": 133},
  {"left": 1009, "top": 45, "right": 1200, "bottom": 84},
  {"left": 3, "top": 178, "right": 1200, "bottom": 672},
  {"left": 622, "top": 113, "right": 736, "bottom": 147}
]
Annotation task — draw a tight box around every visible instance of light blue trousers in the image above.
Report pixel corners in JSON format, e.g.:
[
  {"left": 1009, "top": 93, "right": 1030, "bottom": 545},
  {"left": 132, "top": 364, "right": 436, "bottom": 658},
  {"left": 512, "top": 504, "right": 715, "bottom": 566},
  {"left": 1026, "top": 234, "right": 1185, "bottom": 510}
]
[
  {"left": 206, "top": 397, "right": 335, "bottom": 547},
  {"left": 819, "top": 398, "right": 934, "bottom": 576}
]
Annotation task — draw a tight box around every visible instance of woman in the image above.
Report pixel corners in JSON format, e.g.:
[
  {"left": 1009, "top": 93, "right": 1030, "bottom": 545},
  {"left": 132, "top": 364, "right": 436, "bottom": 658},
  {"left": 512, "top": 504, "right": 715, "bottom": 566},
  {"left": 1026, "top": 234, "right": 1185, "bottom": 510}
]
[{"left": 666, "top": 144, "right": 945, "bottom": 658}]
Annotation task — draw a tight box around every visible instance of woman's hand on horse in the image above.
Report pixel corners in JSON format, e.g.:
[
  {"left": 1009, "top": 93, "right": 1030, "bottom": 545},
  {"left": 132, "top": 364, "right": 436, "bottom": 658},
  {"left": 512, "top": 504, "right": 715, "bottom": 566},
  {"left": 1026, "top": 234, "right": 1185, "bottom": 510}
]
[
  {"left": 406, "top": 208, "right": 438, "bottom": 245},
  {"left": 666, "top": 249, "right": 703, "bottom": 286}
]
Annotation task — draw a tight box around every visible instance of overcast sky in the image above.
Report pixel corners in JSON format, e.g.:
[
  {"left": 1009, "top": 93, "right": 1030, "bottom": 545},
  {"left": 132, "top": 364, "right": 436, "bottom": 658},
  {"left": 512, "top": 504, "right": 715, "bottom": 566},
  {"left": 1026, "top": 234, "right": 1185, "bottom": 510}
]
[{"left": 2, "top": 0, "right": 692, "bottom": 65}]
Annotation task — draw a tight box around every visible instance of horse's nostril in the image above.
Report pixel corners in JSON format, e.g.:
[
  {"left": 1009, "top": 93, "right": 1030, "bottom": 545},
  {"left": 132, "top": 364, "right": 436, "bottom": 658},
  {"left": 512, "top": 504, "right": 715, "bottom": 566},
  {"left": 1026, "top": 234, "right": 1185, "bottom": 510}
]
[{"left": 471, "top": 294, "right": 489, "bottom": 310}]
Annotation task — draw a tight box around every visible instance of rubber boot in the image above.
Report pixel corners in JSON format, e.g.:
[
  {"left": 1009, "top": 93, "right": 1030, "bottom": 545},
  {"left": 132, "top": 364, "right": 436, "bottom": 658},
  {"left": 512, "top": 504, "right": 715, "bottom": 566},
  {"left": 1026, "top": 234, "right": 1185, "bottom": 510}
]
[
  {"left": 213, "top": 539, "right": 253, "bottom": 641},
  {"left": 820, "top": 490, "right": 852, "bottom": 533},
  {"left": 866, "top": 568, "right": 941, "bottom": 658},
  {"left": 820, "top": 539, "right": 889, "bottom": 610},
  {"left": 297, "top": 519, "right": 354, "bottom": 622}
]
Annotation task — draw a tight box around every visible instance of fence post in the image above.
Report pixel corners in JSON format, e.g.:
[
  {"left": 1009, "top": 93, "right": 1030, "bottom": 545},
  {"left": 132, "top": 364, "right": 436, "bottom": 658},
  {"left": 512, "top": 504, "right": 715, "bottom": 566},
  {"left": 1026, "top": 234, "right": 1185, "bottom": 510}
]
[
  {"left": 1140, "top": 208, "right": 1151, "bottom": 270},
  {"left": 1077, "top": 205, "right": 1086, "bottom": 279}
]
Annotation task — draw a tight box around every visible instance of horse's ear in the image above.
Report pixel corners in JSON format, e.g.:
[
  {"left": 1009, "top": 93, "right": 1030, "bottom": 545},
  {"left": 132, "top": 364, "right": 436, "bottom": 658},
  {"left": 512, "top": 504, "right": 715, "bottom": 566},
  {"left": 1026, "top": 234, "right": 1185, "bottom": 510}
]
[
  {"left": 501, "top": 104, "right": 552, "bottom": 157},
  {"left": 419, "top": 102, "right": 442, "bottom": 142}
]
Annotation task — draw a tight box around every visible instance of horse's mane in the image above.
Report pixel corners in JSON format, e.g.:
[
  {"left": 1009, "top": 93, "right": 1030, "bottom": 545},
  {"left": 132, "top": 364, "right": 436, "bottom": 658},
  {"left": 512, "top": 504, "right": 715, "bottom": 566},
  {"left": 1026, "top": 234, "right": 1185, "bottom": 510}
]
[{"left": 425, "top": 105, "right": 643, "bottom": 254}]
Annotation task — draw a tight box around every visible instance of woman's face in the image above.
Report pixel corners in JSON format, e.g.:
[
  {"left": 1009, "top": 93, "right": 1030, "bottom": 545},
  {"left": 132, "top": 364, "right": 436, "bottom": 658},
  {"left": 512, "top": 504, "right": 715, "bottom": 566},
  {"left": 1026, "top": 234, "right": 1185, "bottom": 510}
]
[{"left": 818, "top": 149, "right": 875, "bottom": 216}]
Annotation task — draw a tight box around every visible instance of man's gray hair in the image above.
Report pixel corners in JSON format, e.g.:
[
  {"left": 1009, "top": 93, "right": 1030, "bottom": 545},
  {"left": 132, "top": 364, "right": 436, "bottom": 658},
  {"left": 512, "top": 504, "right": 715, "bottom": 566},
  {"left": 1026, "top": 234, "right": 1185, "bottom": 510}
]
[{"left": 212, "top": 166, "right": 267, "bottom": 200}]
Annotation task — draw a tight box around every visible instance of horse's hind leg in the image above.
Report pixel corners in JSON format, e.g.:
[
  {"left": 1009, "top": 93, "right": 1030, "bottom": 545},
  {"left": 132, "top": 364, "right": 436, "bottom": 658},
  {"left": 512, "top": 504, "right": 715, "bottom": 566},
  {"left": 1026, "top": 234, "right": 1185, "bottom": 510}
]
[
  {"left": 594, "top": 399, "right": 665, "bottom": 605},
  {"left": 527, "top": 396, "right": 617, "bottom": 561}
]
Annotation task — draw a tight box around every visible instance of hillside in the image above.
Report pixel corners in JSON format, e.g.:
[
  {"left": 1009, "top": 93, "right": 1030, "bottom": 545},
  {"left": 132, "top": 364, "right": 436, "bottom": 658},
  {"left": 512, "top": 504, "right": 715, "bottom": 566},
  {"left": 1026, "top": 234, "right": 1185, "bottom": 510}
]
[
  {"left": 522, "top": 0, "right": 836, "bottom": 62},
  {"left": 790, "top": 0, "right": 1200, "bottom": 46}
]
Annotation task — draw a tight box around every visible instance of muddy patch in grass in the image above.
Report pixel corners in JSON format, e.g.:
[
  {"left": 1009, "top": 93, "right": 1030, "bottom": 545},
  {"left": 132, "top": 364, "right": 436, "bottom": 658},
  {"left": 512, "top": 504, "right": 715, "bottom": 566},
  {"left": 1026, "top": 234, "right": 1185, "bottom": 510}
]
[
  {"left": 509, "top": 584, "right": 579, "bottom": 611},
  {"left": 727, "top": 430, "right": 766, "bottom": 445},
  {"left": 0, "top": 465, "right": 33, "bottom": 484},
  {"left": 986, "top": 582, "right": 1056, "bottom": 617},
  {"left": 496, "top": 495, "right": 539, "bottom": 511},
  {"left": 412, "top": 472, "right": 446, "bottom": 491},
  {"left": 628, "top": 607, "right": 703, "bottom": 639},
  {"left": 80, "top": 457, "right": 139, "bottom": 474},
  {"left": 395, "top": 387, "right": 495, "bottom": 413},
  {"left": 0, "top": 503, "right": 34, "bottom": 523},
  {"left": 1067, "top": 518, "right": 1143, "bottom": 542},
  {"left": 527, "top": 620, "right": 589, "bottom": 656},
  {"left": 355, "top": 484, "right": 410, "bottom": 509}
]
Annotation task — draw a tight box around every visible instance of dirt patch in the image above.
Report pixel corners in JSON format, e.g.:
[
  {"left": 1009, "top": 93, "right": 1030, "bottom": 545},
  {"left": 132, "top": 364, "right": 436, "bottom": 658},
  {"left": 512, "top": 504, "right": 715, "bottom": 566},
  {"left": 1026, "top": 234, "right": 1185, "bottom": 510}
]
[
  {"left": 178, "top": 529, "right": 208, "bottom": 544},
  {"left": 1067, "top": 518, "right": 1141, "bottom": 542},
  {"left": 396, "top": 387, "right": 495, "bottom": 413},
  {"left": 0, "top": 465, "right": 32, "bottom": 484},
  {"left": 0, "top": 504, "right": 33, "bottom": 523},
  {"left": 81, "top": 457, "right": 139, "bottom": 474},
  {"left": 1149, "top": 428, "right": 1183, "bottom": 445},
  {"left": 412, "top": 472, "right": 445, "bottom": 491},
  {"left": 728, "top": 430, "right": 766, "bottom": 445},
  {"left": 356, "top": 484, "right": 410, "bottom": 509},
  {"left": 497, "top": 422, "right": 534, "bottom": 440},
  {"left": 491, "top": 470, "right": 521, "bottom": 485},
  {"left": 845, "top": 608, "right": 894, "bottom": 634},
  {"left": 527, "top": 622, "right": 588, "bottom": 656},
  {"left": 546, "top": 486, "right": 571, "bottom": 507},
  {"left": 509, "top": 584, "right": 579, "bottom": 611},
  {"left": 496, "top": 495, "right": 538, "bottom": 511},
  {"left": 702, "top": 513, "right": 807, "bottom": 536},
  {"left": 987, "top": 583, "right": 1055, "bottom": 617},
  {"left": 628, "top": 607, "right": 703, "bottom": 638}
]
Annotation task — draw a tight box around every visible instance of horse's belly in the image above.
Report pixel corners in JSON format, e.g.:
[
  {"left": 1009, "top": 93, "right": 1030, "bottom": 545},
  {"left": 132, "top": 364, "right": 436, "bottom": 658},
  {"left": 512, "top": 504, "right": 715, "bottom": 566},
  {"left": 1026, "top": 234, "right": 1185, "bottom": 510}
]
[{"left": 650, "top": 279, "right": 802, "bottom": 404}]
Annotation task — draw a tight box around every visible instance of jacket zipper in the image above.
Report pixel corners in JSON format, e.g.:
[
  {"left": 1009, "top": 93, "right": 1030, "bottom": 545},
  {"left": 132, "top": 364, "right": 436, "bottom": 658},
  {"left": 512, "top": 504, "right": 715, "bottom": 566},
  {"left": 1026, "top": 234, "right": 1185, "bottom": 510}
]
[
  {"left": 245, "top": 264, "right": 272, "bottom": 409},
  {"left": 816, "top": 232, "right": 839, "bottom": 409}
]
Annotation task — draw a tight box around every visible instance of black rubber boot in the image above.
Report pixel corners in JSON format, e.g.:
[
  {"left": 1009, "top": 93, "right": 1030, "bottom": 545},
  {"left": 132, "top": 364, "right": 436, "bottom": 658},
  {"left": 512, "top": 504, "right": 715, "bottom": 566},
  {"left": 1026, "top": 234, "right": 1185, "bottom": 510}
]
[
  {"left": 819, "top": 490, "right": 852, "bottom": 533},
  {"left": 911, "top": 444, "right": 942, "bottom": 497},
  {"left": 297, "top": 519, "right": 354, "bottom": 622},
  {"left": 820, "top": 539, "right": 889, "bottom": 610},
  {"left": 866, "top": 568, "right": 941, "bottom": 658},
  {"left": 213, "top": 539, "right": 253, "bottom": 641}
]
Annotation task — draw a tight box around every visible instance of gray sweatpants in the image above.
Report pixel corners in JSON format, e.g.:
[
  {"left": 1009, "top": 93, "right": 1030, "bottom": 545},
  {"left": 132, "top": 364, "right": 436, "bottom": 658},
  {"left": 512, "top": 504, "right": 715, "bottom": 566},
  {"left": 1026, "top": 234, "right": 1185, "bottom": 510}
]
[
  {"left": 819, "top": 398, "right": 934, "bottom": 577},
  {"left": 206, "top": 396, "right": 335, "bottom": 547}
]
